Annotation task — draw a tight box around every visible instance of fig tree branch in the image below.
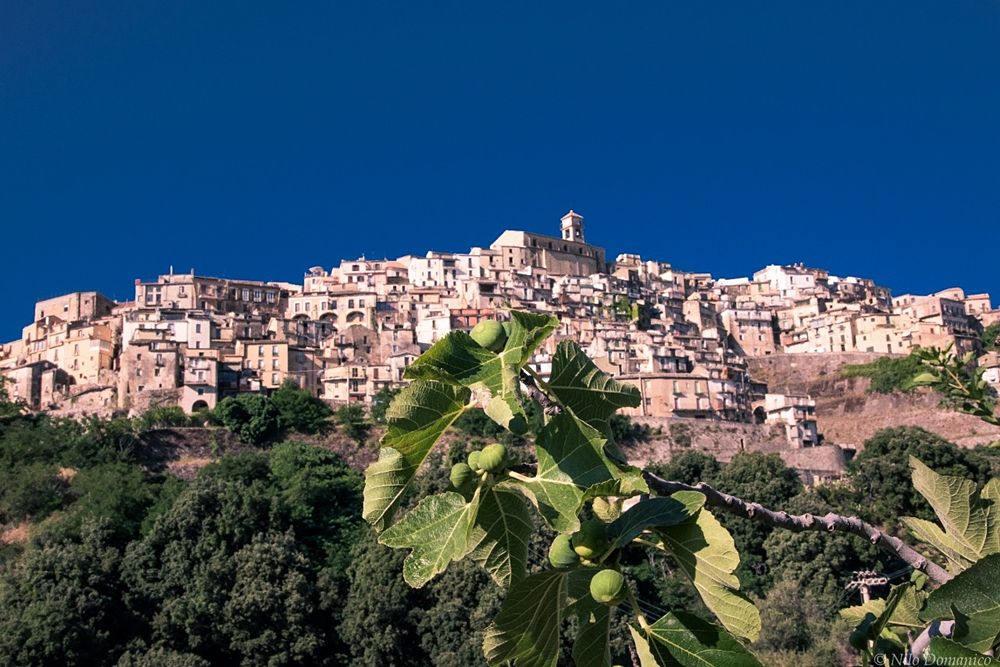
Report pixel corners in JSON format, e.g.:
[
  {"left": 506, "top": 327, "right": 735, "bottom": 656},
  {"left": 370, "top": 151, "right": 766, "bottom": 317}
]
[
  {"left": 640, "top": 470, "right": 954, "bottom": 585},
  {"left": 513, "top": 370, "right": 954, "bottom": 585}
]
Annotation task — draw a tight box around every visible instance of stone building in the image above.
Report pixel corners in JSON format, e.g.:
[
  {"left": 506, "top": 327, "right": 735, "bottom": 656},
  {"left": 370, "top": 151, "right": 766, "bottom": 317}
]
[
  {"left": 33, "top": 291, "right": 115, "bottom": 324},
  {"left": 489, "top": 211, "right": 607, "bottom": 276}
]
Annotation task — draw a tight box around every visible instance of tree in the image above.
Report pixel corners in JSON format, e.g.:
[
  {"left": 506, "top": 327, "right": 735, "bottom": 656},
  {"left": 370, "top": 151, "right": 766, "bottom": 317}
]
[
  {"left": 607, "top": 413, "right": 652, "bottom": 444},
  {"left": 215, "top": 394, "right": 280, "bottom": 445},
  {"left": 338, "top": 533, "right": 428, "bottom": 667},
  {"left": 270, "top": 381, "right": 333, "bottom": 435},
  {"left": 370, "top": 387, "right": 400, "bottom": 424},
  {"left": 753, "top": 580, "right": 848, "bottom": 667},
  {"left": 0, "top": 461, "right": 68, "bottom": 522},
  {"left": 135, "top": 406, "right": 190, "bottom": 431},
  {"left": 335, "top": 404, "right": 371, "bottom": 444},
  {"left": 710, "top": 452, "right": 803, "bottom": 595},
  {"left": 0, "top": 520, "right": 134, "bottom": 666},
  {"left": 363, "top": 313, "right": 770, "bottom": 664},
  {"left": 49, "top": 462, "right": 162, "bottom": 544},
  {"left": 763, "top": 493, "right": 882, "bottom": 611},
  {"left": 0, "top": 376, "right": 23, "bottom": 423},
  {"left": 121, "top": 445, "right": 363, "bottom": 665},
  {"left": 268, "top": 441, "right": 364, "bottom": 563},
  {"left": 361, "top": 311, "right": 995, "bottom": 665},
  {"left": 222, "top": 531, "right": 325, "bottom": 666},
  {"left": 849, "top": 426, "right": 994, "bottom": 525},
  {"left": 981, "top": 321, "right": 1000, "bottom": 352},
  {"left": 647, "top": 450, "right": 721, "bottom": 486},
  {"left": 115, "top": 646, "right": 211, "bottom": 667}
]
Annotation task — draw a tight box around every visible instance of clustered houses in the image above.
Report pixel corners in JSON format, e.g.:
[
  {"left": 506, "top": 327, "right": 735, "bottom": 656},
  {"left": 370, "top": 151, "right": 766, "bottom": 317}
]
[{"left": 2, "top": 211, "right": 997, "bottom": 451}]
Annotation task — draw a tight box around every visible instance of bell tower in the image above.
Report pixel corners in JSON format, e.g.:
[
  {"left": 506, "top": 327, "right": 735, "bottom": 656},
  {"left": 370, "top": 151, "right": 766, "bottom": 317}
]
[{"left": 560, "top": 210, "right": 585, "bottom": 242}]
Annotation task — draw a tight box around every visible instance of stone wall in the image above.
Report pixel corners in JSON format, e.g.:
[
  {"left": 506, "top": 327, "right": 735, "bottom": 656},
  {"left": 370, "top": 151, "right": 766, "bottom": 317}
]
[
  {"left": 748, "top": 352, "right": 1000, "bottom": 448},
  {"left": 624, "top": 416, "right": 847, "bottom": 484}
]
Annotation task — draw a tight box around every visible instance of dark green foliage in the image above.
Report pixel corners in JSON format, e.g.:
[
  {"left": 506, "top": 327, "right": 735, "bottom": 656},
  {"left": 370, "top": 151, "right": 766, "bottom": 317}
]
[
  {"left": 711, "top": 452, "right": 803, "bottom": 596},
  {"left": 0, "top": 520, "right": 135, "bottom": 666},
  {"left": 0, "top": 461, "right": 67, "bottom": 521},
  {"left": 0, "top": 413, "right": 133, "bottom": 472},
  {"left": 608, "top": 413, "right": 652, "bottom": 444},
  {"left": 121, "top": 447, "right": 363, "bottom": 665},
  {"left": 452, "top": 397, "right": 542, "bottom": 452},
  {"left": 270, "top": 381, "right": 333, "bottom": 434},
  {"left": 648, "top": 449, "right": 721, "bottom": 485},
  {"left": 763, "top": 493, "right": 883, "bottom": 611},
  {"left": 222, "top": 531, "right": 325, "bottom": 666},
  {"left": 753, "top": 580, "right": 847, "bottom": 666},
  {"left": 215, "top": 393, "right": 280, "bottom": 445},
  {"left": 268, "top": 441, "right": 364, "bottom": 562},
  {"left": 416, "top": 558, "right": 504, "bottom": 667},
  {"left": 115, "top": 646, "right": 212, "bottom": 667},
  {"left": 335, "top": 404, "right": 371, "bottom": 444},
  {"left": 338, "top": 534, "right": 427, "bottom": 667},
  {"left": 981, "top": 322, "right": 1000, "bottom": 352},
  {"left": 370, "top": 387, "right": 400, "bottom": 424},
  {"left": 453, "top": 407, "right": 507, "bottom": 439},
  {"left": 841, "top": 353, "right": 926, "bottom": 394},
  {"left": 849, "top": 426, "right": 996, "bottom": 524},
  {"left": 0, "top": 376, "right": 23, "bottom": 422},
  {"left": 48, "top": 463, "right": 162, "bottom": 544},
  {"left": 135, "top": 406, "right": 191, "bottom": 431},
  {"left": 338, "top": 531, "right": 505, "bottom": 667}
]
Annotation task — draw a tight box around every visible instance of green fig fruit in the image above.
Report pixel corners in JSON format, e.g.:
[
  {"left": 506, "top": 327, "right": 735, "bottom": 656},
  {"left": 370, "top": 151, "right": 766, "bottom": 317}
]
[
  {"left": 479, "top": 443, "right": 508, "bottom": 473},
  {"left": 467, "top": 450, "right": 482, "bottom": 472},
  {"left": 470, "top": 320, "right": 507, "bottom": 352},
  {"left": 450, "top": 463, "right": 477, "bottom": 498},
  {"left": 548, "top": 534, "right": 580, "bottom": 569},
  {"left": 592, "top": 497, "right": 622, "bottom": 522},
  {"left": 590, "top": 569, "right": 626, "bottom": 605},
  {"left": 571, "top": 519, "right": 608, "bottom": 559}
]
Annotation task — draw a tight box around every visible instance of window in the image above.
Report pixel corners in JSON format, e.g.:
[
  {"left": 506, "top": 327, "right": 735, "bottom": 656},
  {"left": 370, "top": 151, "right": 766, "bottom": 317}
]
[
  {"left": 348, "top": 299, "right": 354, "bottom": 308},
  {"left": 272, "top": 359, "right": 279, "bottom": 370},
  {"left": 266, "top": 291, "right": 276, "bottom": 303},
  {"left": 253, "top": 289, "right": 262, "bottom": 302},
  {"left": 272, "top": 345, "right": 279, "bottom": 356},
  {"left": 294, "top": 303, "right": 300, "bottom": 312},
  {"left": 195, "top": 323, "right": 202, "bottom": 333},
  {"left": 241, "top": 289, "right": 250, "bottom": 301},
  {"left": 272, "top": 373, "right": 279, "bottom": 384}
]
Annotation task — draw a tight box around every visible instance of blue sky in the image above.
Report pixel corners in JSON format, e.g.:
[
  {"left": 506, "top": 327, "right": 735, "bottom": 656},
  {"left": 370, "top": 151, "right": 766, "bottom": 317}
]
[{"left": 2, "top": 1, "right": 998, "bottom": 340}]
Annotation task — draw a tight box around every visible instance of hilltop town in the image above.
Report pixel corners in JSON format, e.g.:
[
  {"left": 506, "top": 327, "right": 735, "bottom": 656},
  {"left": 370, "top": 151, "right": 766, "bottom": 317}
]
[{"left": 2, "top": 211, "right": 998, "bottom": 475}]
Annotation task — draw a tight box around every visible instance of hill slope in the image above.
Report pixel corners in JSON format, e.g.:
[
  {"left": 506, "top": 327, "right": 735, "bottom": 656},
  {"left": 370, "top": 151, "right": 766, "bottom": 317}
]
[{"left": 748, "top": 353, "right": 1000, "bottom": 448}]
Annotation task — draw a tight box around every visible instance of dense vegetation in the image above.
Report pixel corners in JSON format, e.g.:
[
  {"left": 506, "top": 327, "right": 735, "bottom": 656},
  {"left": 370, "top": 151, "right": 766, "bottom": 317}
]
[
  {"left": 1, "top": 324, "right": 998, "bottom": 665},
  {"left": 841, "top": 351, "right": 927, "bottom": 393}
]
